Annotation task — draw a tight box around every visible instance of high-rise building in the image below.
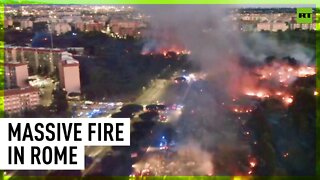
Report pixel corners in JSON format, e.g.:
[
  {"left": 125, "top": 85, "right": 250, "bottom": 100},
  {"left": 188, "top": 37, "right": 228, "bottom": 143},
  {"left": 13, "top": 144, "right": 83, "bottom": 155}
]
[
  {"left": 4, "top": 86, "right": 40, "bottom": 113},
  {"left": 4, "top": 62, "right": 29, "bottom": 89},
  {"left": 58, "top": 53, "right": 81, "bottom": 94},
  {"left": 4, "top": 46, "right": 64, "bottom": 75}
]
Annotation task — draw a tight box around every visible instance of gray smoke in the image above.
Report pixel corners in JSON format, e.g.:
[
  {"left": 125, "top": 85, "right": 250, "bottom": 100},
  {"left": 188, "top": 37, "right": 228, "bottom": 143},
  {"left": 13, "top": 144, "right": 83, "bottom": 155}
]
[
  {"left": 139, "top": 5, "right": 315, "bottom": 97},
  {"left": 240, "top": 33, "right": 315, "bottom": 64},
  {"left": 136, "top": 5, "right": 315, "bottom": 175},
  {"left": 140, "top": 5, "right": 314, "bottom": 68}
]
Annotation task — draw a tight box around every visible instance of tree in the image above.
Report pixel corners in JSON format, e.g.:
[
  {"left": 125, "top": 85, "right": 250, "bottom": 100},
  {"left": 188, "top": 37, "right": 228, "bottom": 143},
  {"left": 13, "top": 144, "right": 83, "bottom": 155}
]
[
  {"left": 139, "top": 111, "right": 159, "bottom": 121},
  {"left": 111, "top": 111, "right": 134, "bottom": 119},
  {"left": 120, "top": 104, "right": 143, "bottom": 114},
  {"left": 288, "top": 89, "right": 315, "bottom": 135},
  {"left": 51, "top": 88, "right": 68, "bottom": 114}
]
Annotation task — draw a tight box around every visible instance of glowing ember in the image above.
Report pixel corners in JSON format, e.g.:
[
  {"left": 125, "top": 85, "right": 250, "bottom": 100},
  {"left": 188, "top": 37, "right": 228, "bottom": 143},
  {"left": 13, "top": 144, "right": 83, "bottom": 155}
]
[
  {"left": 244, "top": 88, "right": 294, "bottom": 106},
  {"left": 162, "top": 49, "right": 191, "bottom": 56},
  {"left": 249, "top": 161, "right": 256, "bottom": 168},
  {"left": 248, "top": 157, "right": 257, "bottom": 168},
  {"left": 297, "top": 67, "right": 316, "bottom": 77},
  {"left": 231, "top": 106, "right": 253, "bottom": 114},
  {"left": 245, "top": 91, "right": 270, "bottom": 98},
  {"left": 142, "top": 46, "right": 191, "bottom": 56},
  {"left": 283, "top": 152, "right": 289, "bottom": 158},
  {"left": 282, "top": 96, "right": 293, "bottom": 105}
]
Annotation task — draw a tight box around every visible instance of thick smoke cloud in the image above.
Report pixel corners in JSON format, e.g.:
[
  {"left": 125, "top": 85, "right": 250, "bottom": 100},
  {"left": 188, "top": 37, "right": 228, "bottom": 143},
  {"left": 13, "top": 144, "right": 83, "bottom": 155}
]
[
  {"left": 140, "top": 5, "right": 241, "bottom": 71},
  {"left": 139, "top": 5, "right": 314, "bottom": 96},
  {"left": 140, "top": 5, "right": 314, "bottom": 68},
  {"left": 137, "top": 5, "right": 315, "bottom": 175},
  {"left": 240, "top": 33, "right": 315, "bottom": 65}
]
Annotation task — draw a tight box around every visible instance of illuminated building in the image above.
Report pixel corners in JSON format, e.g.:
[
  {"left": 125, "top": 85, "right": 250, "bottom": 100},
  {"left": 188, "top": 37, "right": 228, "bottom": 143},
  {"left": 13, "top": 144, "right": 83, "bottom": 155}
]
[
  {"left": 4, "top": 86, "right": 40, "bottom": 113},
  {"left": 5, "top": 46, "right": 64, "bottom": 75},
  {"left": 58, "top": 52, "right": 81, "bottom": 94},
  {"left": 4, "top": 62, "right": 29, "bottom": 89}
]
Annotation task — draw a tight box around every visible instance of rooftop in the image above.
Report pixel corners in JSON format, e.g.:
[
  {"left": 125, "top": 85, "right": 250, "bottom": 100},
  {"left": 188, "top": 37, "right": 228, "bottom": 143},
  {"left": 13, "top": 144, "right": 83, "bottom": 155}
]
[
  {"left": 5, "top": 45, "right": 64, "bottom": 52},
  {"left": 3, "top": 62, "right": 28, "bottom": 67},
  {"left": 5, "top": 86, "right": 39, "bottom": 96}
]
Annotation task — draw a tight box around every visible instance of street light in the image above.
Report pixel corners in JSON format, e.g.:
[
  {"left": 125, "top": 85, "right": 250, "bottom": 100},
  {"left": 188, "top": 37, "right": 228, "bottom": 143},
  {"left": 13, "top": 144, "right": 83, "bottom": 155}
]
[{"left": 47, "top": 20, "right": 54, "bottom": 74}]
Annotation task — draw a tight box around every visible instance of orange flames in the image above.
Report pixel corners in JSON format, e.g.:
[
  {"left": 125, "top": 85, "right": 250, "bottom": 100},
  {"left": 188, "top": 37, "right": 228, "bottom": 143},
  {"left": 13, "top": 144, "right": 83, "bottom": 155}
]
[
  {"left": 232, "top": 106, "right": 253, "bottom": 113},
  {"left": 228, "top": 60, "right": 315, "bottom": 113},
  {"left": 141, "top": 45, "right": 191, "bottom": 57},
  {"left": 245, "top": 90, "right": 270, "bottom": 98},
  {"left": 162, "top": 49, "right": 191, "bottom": 56},
  {"left": 243, "top": 89, "right": 294, "bottom": 105},
  {"left": 239, "top": 61, "right": 315, "bottom": 106},
  {"left": 255, "top": 62, "right": 315, "bottom": 85}
]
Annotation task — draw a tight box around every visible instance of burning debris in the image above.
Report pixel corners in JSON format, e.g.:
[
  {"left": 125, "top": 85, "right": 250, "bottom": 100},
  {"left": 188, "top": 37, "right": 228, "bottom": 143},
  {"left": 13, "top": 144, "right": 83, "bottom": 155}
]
[
  {"left": 255, "top": 61, "right": 316, "bottom": 85},
  {"left": 233, "top": 58, "right": 316, "bottom": 110},
  {"left": 131, "top": 142, "right": 213, "bottom": 176},
  {"left": 141, "top": 44, "right": 191, "bottom": 57},
  {"left": 137, "top": 5, "right": 316, "bottom": 176},
  {"left": 232, "top": 106, "right": 254, "bottom": 114}
]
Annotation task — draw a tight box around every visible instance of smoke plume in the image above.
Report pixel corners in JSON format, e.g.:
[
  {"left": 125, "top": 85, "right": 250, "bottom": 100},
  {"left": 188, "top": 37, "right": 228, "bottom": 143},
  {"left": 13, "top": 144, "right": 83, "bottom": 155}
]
[{"left": 137, "top": 5, "right": 315, "bottom": 175}]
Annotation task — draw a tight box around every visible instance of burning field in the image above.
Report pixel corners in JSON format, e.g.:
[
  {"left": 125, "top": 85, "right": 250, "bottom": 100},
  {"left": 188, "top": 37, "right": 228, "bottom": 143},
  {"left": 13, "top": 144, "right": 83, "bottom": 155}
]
[
  {"left": 131, "top": 5, "right": 317, "bottom": 176},
  {"left": 231, "top": 57, "right": 316, "bottom": 113},
  {"left": 131, "top": 142, "right": 213, "bottom": 176},
  {"left": 141, "top": 40, "right": 191, "bottom": 57},
  {"left": 130, "top": 54, "right": 316, "bottom": 176}
]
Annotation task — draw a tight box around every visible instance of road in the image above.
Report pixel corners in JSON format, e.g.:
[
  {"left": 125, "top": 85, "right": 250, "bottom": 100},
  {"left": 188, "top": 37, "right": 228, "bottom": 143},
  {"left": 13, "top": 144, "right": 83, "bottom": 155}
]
[
  {"left": 82, "top": 78, "right": 173, "bottom": 176},
  {"left": 135, "top": 79, "right": 169, "bottom": 105},
  {"left": 82, "top": 72, "right": 203, "bottom": 176}
]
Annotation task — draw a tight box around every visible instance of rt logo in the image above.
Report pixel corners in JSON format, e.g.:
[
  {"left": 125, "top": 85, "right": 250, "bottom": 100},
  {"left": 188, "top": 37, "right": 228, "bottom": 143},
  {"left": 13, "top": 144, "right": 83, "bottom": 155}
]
[{"left": 296, "top": 8, "right": 313, "bottom": 23}]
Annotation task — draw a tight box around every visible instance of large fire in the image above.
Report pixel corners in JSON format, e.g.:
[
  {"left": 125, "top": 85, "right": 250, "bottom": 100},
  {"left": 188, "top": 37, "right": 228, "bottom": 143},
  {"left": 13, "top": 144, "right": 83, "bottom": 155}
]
[
  {"left": 230, "top": 60, "right": 316, "bottom": 113},
  {"left": 245, "top": 61, "right": 315, "bottom": 103},
  {"left": 243, "top": 89, "right": 294, "bottom": 106},
  {"left": 245, "top": 90, "right": 270, "bottom": 98},
  {"left": 255, "top": 62, "right": 315, "bottom": 85},
  {"left": 142, "top": 47, "right": 191, "bottom": 57}
]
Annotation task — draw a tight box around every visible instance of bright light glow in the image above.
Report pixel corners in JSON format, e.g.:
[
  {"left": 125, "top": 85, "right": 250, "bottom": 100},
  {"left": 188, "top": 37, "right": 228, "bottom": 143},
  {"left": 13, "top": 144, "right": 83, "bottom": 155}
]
[
  {"left": 282, "top": 96, "right": 293, "bottom": 105},
  {"left": 249, "top": 161, "right": 256, "bottom": 168}
]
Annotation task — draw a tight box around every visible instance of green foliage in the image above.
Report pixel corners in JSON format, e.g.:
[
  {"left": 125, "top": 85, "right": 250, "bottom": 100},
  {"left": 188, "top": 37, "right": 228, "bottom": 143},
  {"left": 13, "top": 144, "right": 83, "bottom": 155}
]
[
  {"left": 51, "top": 88, "right": 69, "bottom": 114},
  {"left": 80, "top": 52, "right": 188, "bottom": 100},
  {"left": 288, "top": 88, "right": 316, "bottom": 135}
]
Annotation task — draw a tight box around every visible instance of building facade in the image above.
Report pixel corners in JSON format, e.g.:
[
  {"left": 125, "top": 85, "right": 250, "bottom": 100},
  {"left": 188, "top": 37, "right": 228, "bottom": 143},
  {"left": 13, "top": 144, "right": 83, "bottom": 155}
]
[
  {"left": 4, "top": 86, "right": 40, "bottom": 113},
  {"left": 4, "top": 62, "right": 29, "bottom": 89},
  {"left": 58, "top": 54, "right": 81, "bottom": 94},
  {"left": 5, "top": 46, "right": 64, "bottom": 75}
]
